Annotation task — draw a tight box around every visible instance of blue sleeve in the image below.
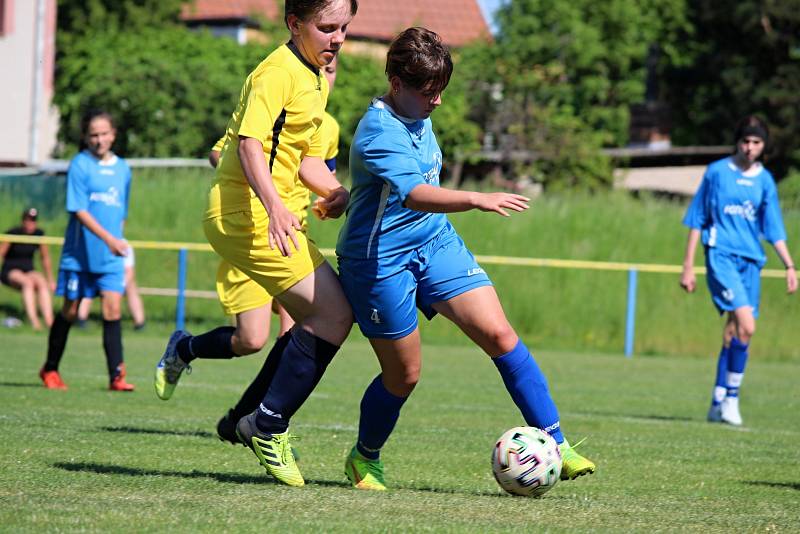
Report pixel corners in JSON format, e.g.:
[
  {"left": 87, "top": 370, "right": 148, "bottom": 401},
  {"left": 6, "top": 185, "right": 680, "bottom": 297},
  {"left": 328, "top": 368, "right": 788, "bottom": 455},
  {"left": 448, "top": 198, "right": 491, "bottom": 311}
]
[
  {"left": 361, "top": 131, "right": 426, "bottom": 202},
  {"left": 760, "top": 176, "right": 787, "bottom": 243},
  {"left": 325, "top": 157, "right": 336, "bottom": 172},
  {"left": 682, "top": 170, "right": 711, "bottom": 229},
  {"left": 123, "top": 165, "right": 132, "bottom": 221},
  {"left": 66, "top": 157, "right": 89, "bottom": 213}
]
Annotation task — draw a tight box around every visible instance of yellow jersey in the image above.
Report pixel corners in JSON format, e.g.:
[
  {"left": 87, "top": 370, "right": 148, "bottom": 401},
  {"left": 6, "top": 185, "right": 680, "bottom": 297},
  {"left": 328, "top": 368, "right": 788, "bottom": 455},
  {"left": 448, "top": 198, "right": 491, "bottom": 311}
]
[{"left": 206, "top": 42, "right": 329, "bottom": 221}]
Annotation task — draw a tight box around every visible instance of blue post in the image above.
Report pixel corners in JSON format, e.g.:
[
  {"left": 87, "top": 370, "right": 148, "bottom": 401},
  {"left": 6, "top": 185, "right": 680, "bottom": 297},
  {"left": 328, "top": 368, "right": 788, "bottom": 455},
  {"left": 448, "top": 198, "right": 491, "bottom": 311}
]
[
  {"left": 624, "top": 268, "right": 638, "bottom": 358},
  {"left": 176, "top": 248, "right": 188, "bottom": 331}
]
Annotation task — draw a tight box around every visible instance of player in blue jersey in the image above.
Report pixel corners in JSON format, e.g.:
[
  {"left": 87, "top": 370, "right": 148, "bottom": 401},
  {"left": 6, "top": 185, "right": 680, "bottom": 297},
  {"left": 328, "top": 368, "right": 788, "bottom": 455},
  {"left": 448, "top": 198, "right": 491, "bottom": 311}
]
[
  {"left": 336, "top": 27, "right": 596, "bottom": 491},
  {"left": 681, "top": 115, "right": 796, "bottom": 426},
  {"left": 38, "top": 109, "right": 135, "bottom": 392}
]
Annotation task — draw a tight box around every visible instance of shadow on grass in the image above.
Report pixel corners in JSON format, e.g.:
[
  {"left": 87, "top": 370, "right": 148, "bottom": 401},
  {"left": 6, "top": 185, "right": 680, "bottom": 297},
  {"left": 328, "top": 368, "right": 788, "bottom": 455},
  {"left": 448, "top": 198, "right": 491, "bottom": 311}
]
[
  {"left": 579, "top": 410, "right": 695, "bottom": 423},
  {"left": 744, "top": 480, "right": 800, "bottom": 491},
  {"left": 52, "top": 461, "right": 509, "bottom": 495},
  {"left": 101, "top": 426, "right": 214, "bottom": 439},
  {"left": 0, "top": 381, "right": 42, "bottom": 388}
]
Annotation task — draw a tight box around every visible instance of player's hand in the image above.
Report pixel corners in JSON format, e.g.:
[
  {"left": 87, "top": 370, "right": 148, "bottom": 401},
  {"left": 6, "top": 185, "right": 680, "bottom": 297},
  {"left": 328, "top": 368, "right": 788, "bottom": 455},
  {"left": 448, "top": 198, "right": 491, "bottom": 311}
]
[
  {"left": 680, "top": 267, "right": 696, "bottom": 293},
  {"left": 313, "top": 187, "right": 349, "bottom": 220},
  {"left": 107, "top": 237, "right": 129, "bottom": 257},
  {"left": 474, "top": 192, "right": 530, "bottom": 217},
  {"left": 266, "top": 202, "right": 302, "bottom": 257},
  {"left": 786, "top": 267, "right": 798, "bottom": 294}
]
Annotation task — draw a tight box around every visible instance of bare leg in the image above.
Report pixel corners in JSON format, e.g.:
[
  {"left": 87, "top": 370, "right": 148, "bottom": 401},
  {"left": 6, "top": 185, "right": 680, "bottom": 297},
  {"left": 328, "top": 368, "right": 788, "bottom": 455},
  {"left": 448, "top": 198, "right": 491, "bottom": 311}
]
[
  {"left": 7, "top": 270, "right": 41, "bottom": 329},
  {"left": 124, "top": 265, "right": 146, "bottom": 327},
  {"left": 30, "top": 271, "right": 54, "bottom": 327}
]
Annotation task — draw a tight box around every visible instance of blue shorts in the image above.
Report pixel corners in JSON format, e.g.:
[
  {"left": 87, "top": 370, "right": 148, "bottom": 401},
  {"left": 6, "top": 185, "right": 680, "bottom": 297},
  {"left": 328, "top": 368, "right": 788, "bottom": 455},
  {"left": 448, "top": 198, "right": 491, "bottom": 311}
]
[
  {"left": 338, "top": 226, "right": 492, "bottom": 339},
  {"left": 705, "top": 248, "right": 761, "bottom": 318},
  {"left": 56, "top": 269, "right": 125, "bottom": 300}
]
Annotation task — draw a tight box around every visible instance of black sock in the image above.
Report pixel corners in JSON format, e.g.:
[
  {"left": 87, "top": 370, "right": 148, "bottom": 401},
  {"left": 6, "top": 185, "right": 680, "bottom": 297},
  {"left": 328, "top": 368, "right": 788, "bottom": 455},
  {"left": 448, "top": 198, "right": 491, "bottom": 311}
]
[
  {"left": 229, "top": 331, "right": 292, "bottom": 421},
  {"left": 45, "top": 313, "right": 72, "bottom": 372},
  {"left": 177, "top": 326, "right": 236, "bottom": 363},
  {"left": 255, "top": 327, "right": 339, "bottom": 434},
  {"left": 103, "top": 319, "right": 124, "bottom": 378}
]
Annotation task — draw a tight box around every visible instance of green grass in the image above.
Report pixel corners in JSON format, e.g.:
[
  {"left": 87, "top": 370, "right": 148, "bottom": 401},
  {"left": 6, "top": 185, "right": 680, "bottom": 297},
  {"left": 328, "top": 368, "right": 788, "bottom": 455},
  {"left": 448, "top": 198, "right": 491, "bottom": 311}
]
[
  {"left": 2, "top": 170, "right": 800, "bottom": 359},
  {"left": 1, "top": 331, "right": 798, "bottom": 531}
]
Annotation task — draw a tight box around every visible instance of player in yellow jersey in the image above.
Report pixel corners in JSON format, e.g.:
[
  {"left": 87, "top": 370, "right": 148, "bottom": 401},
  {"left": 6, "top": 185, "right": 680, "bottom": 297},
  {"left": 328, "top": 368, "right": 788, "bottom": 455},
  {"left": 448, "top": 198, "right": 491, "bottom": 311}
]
[
  {"left": 154, "top": 0, "right": 358, "bottom": 487},
  {"left": 204, "top": 55, "right": 341, "bottom": 446}
]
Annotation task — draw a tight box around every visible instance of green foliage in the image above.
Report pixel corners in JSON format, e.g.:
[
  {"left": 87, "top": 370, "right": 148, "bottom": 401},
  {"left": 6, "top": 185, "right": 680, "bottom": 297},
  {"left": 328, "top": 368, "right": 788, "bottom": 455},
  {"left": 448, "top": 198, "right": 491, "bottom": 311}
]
[
  {"left": 457, "top": 0, "right": 688, "bottom": 190},
  {"left": 54, "top": 27, "right": 277, "bottom": 157},
  {"left": 662, "top": 0, "right": 800, "bottom": 177}
]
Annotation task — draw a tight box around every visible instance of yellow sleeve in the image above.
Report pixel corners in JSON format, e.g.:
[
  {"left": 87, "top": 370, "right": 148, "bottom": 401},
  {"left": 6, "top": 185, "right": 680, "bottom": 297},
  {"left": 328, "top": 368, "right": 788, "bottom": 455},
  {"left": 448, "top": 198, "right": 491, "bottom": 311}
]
[
  {"left": 211, "top": 136, "right": 225, "bottom": 152},
  {"left": 237, "top": 66, "right": 293, "bottom": 144}
]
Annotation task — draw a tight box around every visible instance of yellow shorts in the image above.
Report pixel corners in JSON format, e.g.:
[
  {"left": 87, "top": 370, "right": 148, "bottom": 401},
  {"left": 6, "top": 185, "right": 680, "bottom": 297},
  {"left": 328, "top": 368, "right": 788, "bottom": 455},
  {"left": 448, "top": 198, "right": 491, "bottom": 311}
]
[
  {"left": 204, "top": 210, "right": 325, "bottom": 313},
  {"left": 216, "top": 260, "right": 272, "bottom": 316}
]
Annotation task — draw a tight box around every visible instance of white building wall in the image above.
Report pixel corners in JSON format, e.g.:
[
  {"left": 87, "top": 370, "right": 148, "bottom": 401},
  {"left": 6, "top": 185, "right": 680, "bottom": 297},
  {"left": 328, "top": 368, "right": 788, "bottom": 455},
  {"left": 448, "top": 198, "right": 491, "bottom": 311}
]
[{"left": 0, "top": 0, "right": 59, "bottom": 165}]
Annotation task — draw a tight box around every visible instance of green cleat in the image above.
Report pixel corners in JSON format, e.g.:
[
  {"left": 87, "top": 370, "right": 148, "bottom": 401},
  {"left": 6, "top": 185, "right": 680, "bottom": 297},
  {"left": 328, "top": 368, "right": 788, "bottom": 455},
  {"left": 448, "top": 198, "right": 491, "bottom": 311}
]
[
  {"left": 154, "top": 330, "right": 191, "bottom": 400},
  {"left": 559, "top": 441, "right": 596, "bottom": 480},
  {"left": 236, "top": 412, "right": 304, "bottom": 487},
  {"left": 344, "top": 446, "right": 387, "bottom": 491}
]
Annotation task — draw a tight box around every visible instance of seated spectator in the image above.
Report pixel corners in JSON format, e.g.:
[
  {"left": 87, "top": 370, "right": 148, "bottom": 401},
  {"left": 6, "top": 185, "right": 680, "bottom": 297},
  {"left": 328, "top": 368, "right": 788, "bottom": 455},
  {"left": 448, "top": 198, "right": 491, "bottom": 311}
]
[{"left": 0, "top": 208, "right": 55, "bottom": 330}]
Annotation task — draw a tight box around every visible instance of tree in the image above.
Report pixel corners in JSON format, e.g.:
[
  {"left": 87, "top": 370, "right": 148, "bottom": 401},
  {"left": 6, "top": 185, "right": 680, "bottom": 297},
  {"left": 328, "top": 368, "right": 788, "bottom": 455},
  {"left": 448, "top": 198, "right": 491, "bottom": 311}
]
[{"left": 661, "top": 0, "right": 800, "bottom": 177}]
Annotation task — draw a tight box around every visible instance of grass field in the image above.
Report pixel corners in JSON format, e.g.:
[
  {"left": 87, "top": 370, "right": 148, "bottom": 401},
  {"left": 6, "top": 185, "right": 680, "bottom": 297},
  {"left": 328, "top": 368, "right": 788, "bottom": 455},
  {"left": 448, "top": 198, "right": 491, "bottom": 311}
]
[{"left": 2, "top": 329, "right": 798, "bottom": 532}]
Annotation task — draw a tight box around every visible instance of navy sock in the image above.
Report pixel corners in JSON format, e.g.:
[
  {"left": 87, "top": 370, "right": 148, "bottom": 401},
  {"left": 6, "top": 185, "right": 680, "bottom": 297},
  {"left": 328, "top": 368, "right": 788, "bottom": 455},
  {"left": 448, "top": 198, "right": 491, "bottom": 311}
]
[
  {"left": 493, "top": 339, "right": 564, "bottom": 444},
  {"left": 177, "top": 326, "right": 236, "bottom": 363},
  {"left": 726, "top": 337, "right": 749, "bottom": 397},
  {"left": 356, "top": 375, "right": 408, "bottom": 460},
  {"left": 711, "top": 344, "right": 729, "bottom": 406},
  {"left": 255, "top": 327, "right": 339, "bottom": 434},
  {"left": 102, "top": 319, "right": 124, "bottom": 379},
  {"left": 229, "top": 331, "right": 291, "bottom": 421},
  {"left": 44, "top": 313, "right": 72, "bottom": 372}
]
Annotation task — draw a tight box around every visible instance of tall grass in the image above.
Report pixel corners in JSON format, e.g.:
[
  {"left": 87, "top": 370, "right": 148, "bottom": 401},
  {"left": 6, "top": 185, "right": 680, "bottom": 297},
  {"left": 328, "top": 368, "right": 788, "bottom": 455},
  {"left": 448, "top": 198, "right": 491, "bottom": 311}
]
[{"left": 2, "top": 169, "right": 799, "bottom": 360}]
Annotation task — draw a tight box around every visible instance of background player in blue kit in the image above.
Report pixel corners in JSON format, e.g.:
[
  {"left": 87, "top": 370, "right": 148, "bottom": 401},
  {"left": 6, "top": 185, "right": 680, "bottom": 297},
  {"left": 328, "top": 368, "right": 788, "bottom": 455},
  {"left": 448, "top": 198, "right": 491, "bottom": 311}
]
[
  {"left": 39, "top": 109, "right": 135, "bottom": 392},
  {"left": 336, "top": 27, "right": 596, "bottom": 491},
  {"left": 681, "top": 115, "right": 797, "bottom": 426}
]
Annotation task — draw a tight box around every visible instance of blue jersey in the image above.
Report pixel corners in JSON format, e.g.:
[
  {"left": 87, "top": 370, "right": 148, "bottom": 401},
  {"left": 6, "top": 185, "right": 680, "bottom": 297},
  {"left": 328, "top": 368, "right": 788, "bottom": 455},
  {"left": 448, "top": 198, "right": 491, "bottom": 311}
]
[
  {"left": 336, "top": 99, "right": 446, "bottom": 259},
  {"left": 60, "top": 150, "right": 131, "bottom": 274},
  {"left": 683, "top": 157, "right": 786, "bottom": 265}
]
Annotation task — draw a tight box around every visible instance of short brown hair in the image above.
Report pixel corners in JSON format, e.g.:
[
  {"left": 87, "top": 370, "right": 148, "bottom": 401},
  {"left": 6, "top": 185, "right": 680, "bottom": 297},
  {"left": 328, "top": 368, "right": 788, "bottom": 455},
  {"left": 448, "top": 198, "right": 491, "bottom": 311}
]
[
  {"left": 386, "top": 27, "right": 453, "bottom": 95},
  {"left": 284, "top": 0, "right": 358, "bottom": 27}
]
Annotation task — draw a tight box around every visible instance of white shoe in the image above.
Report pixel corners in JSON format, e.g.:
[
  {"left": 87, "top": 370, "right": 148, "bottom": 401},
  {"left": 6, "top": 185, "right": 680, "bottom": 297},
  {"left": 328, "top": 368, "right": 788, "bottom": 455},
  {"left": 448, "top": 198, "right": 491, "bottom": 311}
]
[
  {"left": 707, "top": 404, "right": 722, "bottom": 423},
  {"left": 720, "top": 396, "right": 743, "bottom": 426}
]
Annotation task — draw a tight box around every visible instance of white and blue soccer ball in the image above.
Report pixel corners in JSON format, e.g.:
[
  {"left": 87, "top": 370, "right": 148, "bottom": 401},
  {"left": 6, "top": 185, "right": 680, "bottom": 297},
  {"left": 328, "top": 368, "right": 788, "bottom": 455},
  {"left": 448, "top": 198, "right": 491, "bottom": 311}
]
[{"left": 492, "top": 426, "right": 562, "bottom": 497}]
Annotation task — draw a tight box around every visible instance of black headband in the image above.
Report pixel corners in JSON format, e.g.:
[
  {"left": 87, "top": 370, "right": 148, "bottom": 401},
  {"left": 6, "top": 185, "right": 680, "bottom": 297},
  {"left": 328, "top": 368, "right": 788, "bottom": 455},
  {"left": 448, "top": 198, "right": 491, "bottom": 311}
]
[{"left": 739, "top": 125, "right": 767, "bottom": 142}]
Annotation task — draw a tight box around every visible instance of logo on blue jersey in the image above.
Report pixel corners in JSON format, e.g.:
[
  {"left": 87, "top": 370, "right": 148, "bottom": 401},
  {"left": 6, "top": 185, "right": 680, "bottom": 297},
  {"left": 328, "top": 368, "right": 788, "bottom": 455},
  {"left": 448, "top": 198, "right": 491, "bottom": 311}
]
[
  {"left": 722, "top": 288, "right": 734, "bottom": 302},
  {"left": 422, "top": 152, "right": 442, "bottom": 185},
  {"left": 467, "top": 268, "right": 485, "bottom": 276},
  {"left": 89, "top": 186, "right": 123, "bottom": 208},
  {"left": 723, "top": 200, "right": 756, "bottom": 222}
]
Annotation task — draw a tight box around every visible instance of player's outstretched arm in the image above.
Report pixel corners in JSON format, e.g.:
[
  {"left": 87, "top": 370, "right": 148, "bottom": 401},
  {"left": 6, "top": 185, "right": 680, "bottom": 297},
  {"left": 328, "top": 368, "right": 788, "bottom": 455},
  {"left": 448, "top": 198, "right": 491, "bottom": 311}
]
[
  {"left": 772, "top": 240, "right": 798, "bottom": 294},
  {"left": 299, "top": 157, "right": 349, "bottom": 220},
  {"left": 405, "top": 184, "right": 529, "bottom": 217}
]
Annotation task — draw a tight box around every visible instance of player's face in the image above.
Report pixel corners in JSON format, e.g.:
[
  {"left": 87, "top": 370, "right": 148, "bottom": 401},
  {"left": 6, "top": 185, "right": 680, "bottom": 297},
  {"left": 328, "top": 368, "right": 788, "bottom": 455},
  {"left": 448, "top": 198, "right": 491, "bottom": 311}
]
[
  {"left": 322, "top": 56, "right": 338, "bottom": 91},
  {"left": 394, "top": 82, "right": 443, "bottom": 120},
  {"left": 85, "top": 118, "right": 116, "bottom": 160},
  {"left": 289, "top": 0, "right": 352, "bottom": 69},
  {"left": 737, "top": 135, "right": 764, "bottom": 163}
]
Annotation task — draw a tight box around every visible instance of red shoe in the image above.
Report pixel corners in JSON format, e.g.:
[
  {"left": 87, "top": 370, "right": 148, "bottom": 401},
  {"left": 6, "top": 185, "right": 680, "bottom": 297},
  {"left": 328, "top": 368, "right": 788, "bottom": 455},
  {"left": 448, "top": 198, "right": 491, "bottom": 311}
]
[
  {"left": 39, "top": 367, "right": 68, "bottom": 390},
  {"left": 109, "top": 363, "right": 135, "bottom": 392}
]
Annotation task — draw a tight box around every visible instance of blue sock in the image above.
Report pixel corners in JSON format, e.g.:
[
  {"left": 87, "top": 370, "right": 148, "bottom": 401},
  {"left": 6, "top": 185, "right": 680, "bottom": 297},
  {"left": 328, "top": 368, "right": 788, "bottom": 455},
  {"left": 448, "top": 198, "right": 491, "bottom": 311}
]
[
  {"left": 726, "top": 337, "right": 749, "bottom": 398},
  {"left": 493, "top": 340, "right": 564, "bottom": 444},
  {"left": 711, "top": 344, "right": 729, "bottom": 406},
  {"left": 356, "top": 375, "right": 408, "bottom": 460},
  {"left": 255, "top": 328, "right": 338, "bottom": 434}
]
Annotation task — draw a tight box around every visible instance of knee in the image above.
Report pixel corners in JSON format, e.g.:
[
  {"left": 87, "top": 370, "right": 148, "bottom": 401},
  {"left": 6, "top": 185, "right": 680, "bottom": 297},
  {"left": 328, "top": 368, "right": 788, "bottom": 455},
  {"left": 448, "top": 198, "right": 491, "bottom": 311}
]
[
  {"left": 384, "top": 366, "right": 420, "bottom": 397},
  {"left": 483, "top": 322, "right": 518, "bottom": 355},
  {"left": 235, "top": 330, "right": 268, "bottom": 355},
  {"left": 737, "top": 322, "right": 755, "bottom": 343},
  {"left": 102, "top": 302, "right": 122, "bottom": 320},
  {"left": 18, "top": 278, "right": 34, "bottom": 291}
]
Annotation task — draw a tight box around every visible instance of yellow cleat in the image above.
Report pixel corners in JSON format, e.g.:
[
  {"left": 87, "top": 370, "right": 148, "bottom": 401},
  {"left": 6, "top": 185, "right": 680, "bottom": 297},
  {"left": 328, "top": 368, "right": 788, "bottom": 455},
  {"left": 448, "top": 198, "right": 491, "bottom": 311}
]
[
  {"left": 559, "top": 441, "right": 596, "bottom": 480},
  {"left": 344, "top": 446, "right": 387, "bottom": 491}
]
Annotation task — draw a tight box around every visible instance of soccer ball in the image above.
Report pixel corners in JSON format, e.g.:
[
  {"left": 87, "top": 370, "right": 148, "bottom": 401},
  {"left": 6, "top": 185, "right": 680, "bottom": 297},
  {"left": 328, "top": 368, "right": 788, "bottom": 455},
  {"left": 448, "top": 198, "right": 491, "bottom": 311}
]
[{"left": 492, "top": 426, "right": 562, "bottom": 497}]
